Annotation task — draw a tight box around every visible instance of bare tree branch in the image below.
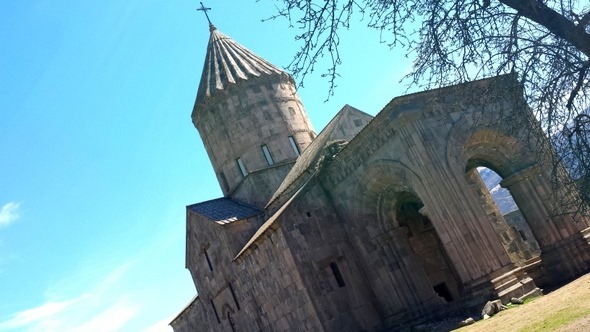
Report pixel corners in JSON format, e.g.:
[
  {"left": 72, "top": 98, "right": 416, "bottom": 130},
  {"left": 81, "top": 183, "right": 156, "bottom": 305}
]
[{"left": 261, "top": 0, "right": 590, "bottom": 208}]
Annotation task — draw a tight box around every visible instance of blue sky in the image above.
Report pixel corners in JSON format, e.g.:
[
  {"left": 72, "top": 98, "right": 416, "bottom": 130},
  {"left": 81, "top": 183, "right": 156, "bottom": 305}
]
[{"left": 0, "top": 1, "right": 409, "bottom": 331}]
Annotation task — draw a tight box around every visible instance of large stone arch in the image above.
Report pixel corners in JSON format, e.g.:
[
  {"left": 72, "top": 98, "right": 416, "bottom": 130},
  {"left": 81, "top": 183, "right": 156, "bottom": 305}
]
[
  {"left": 355, "top": 159, "right": 425, "bottom": 234},
  {"left": 454, "top": 128, "right": 540, "bottom": 264},
  {"left": 447, "top": 119, "right": 590, "bottom": 286},
  {"left": 446, "top": 116, "right": 537, "bottom": 177},
  {"left": 343, "top": 159, "right": 464, "bottom": 315}
]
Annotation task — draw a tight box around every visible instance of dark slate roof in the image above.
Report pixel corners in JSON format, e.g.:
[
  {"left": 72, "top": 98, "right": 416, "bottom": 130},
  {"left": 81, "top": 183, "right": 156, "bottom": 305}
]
[
  {"left": 195, "top": 25, "right": 285, "bottom": 103},
  {"left": 188, "top": 198, "right": 261, "bottom": 225}
]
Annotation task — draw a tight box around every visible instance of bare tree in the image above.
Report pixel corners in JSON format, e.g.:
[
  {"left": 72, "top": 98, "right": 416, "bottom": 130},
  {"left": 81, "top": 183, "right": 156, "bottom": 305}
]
[{"left": 263, "top": 0, "right": 590, "bottom": 207}]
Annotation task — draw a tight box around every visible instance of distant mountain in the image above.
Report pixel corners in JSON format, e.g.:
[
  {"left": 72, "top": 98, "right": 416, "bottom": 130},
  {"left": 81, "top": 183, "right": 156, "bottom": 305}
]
[
  {"left": 478, "top": 167, "right": 519, "bottom": 215},
  {"left": 478, "top": 113, "right": 589, "bottom": 215},
  {"left": 549, "top": 110, "right": 590, "bottom": 179}
]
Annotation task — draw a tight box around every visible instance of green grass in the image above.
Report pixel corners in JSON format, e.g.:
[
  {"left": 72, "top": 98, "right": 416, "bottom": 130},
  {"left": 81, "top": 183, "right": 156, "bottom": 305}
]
[
  {"left": 519, "top": 307, "right": 590, "bottom": 331},
  {"left": 522, "top": 295, "right": 541, "bottom": 304}
]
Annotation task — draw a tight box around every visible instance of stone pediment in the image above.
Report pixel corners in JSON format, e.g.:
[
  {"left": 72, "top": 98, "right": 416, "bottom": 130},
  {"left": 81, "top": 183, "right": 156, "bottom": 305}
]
[{"left": 266, "top": 104, "right": 373, "bottom": 210}]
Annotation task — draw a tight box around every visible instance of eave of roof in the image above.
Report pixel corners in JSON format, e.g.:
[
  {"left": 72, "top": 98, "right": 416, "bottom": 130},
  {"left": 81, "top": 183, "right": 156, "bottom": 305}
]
[
  {"left": 266, "top": 104, "right": 373, "bottom": 209},
  {"left": 234, "top": 172, "right": 315, "bottom": 260},
  {"left": 169, "top": 294, "right": 199, "bottom": 325},
  {"left": 187, "top": 197, "right": 261, "bottom": 225}
]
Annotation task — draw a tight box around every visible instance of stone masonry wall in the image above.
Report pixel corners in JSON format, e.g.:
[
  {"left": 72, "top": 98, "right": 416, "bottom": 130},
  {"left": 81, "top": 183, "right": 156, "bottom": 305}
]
[
  {"left": 194, "top": 75, "right": 315, "bottom": 196},
  {"left": 184, "top": 209, "right": 323, "bottom": 331},
  {"left": 170, "top": 296, "right": 208, "bottom": 332},
  {"left": 231, "top": 162, "right": 294, "bottom": 209},
  {"left": 233, "top": 228, "right": 324, "bottom": 331},
  {"left": 276, "top": 182, "right": 383, "bottom": 331},
  {"left": 315, "top": 77, "right": 546, "bottom": 322}
]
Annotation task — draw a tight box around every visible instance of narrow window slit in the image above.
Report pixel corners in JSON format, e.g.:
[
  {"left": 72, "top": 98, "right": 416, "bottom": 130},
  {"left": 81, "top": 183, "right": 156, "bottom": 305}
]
[
  {"left": 228, "top": 312, "right": 238, "bottom": 332},
  {"left": 204, "top": 248, "right": 213, "bottom": 272},
  {"left": 229, "top": 283, "right": 240, "bottom": 310},
  {"left": 330, "top": 262, "right": 346, "bottom": 288},
  {"left": 236, "top": 158, "right": 247, "bottom": 177},
  {"left": 210, "top": 299, "right": 220, "bottom": 323},
  {"left": 261, "top": 145, "right": 274, "bottom": 165},
  {"left": 288, "top": 136, "right": 300, "bottom": 156}
]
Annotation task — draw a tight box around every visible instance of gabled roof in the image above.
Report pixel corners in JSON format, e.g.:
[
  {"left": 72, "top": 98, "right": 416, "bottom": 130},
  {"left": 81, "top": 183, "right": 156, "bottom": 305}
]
[
  {"left": 266, "top": 105, "right": 374, "bottom": 208},
  {"left": 169, "top": 295, "right": 199, "bottom": 326},
  {"left": 234, "top": 105, "right": 373, "bottom": 259},
  {"left": 195, "top": 25, "right": 286, "bottom": 104},
  {"left": 234, "top": 174, "right": 312, "bottom": 260},
  {"left": 188, "top": 197, "right": 261, "bottom": 225}
]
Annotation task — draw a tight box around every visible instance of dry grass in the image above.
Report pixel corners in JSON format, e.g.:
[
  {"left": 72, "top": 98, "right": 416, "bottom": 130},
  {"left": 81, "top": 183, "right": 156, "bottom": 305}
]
[{"left": 455, "top": 273, "right": 590, "bottom": 332}]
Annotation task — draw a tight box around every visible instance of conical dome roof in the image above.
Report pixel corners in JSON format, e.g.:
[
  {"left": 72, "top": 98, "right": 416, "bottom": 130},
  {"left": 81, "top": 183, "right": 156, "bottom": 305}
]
[{"left": 195, "top": 25, "right": 286, "bottom": 103}]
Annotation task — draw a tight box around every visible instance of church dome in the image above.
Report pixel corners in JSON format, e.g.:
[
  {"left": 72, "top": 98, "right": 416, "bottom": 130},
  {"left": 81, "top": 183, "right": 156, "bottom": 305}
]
[
  {"left": 195, "top": 25, "right": 286, "bottom": 103},
  {"left": 191, "top": 24, "right": 315, "bottom": 199}
]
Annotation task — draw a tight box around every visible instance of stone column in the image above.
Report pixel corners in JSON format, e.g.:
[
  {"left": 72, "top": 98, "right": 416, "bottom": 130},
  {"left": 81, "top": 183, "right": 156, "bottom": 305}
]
[
  {"left": 465, "top": 169, "right": 534, "bottom": 265},
  {"left": 501, "top": 165, "right": 590, "bottom": 286},
  {"left": 400, "top": 121, "right": 514, "bottom": 284}
]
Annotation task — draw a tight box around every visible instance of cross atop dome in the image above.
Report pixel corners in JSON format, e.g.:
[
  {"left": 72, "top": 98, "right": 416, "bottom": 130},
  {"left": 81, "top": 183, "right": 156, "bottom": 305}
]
[
  {"left": 196, "top": 2, "right": 216, "bottom": 31},
  {"left": 194, "top": 27, "right": 287, "bottom": 103}
]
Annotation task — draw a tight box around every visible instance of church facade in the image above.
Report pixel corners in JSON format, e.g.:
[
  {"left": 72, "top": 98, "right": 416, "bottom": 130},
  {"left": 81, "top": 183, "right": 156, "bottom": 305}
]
[{"left": 170, "top": 24, "right": 590, "bottom": 331}]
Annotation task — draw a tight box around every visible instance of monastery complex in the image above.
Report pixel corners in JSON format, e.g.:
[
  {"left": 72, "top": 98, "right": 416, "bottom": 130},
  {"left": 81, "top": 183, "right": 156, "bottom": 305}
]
[{"left": 170, "top": 24, "right": 590, "bottom": 331}]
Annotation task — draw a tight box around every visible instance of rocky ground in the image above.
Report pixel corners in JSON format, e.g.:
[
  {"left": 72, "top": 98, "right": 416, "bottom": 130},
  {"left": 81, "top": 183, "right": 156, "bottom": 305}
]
[
  {"left": 415, "top": 273, "right": 590, "bottom": 331},
  {"left": 459, "top": 273, "right": 590, "bottom": 331}
]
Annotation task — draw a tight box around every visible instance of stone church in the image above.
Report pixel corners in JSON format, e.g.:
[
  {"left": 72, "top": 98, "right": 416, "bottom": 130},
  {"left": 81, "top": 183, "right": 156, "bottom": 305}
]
[{"left": 170, "top": 23, "right": 590, "bottom": 331}]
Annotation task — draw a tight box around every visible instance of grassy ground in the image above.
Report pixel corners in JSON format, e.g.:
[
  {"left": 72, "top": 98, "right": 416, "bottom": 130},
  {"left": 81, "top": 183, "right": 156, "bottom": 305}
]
[{"left": 455, "top": 273, "right": 590, "bottom": 332}]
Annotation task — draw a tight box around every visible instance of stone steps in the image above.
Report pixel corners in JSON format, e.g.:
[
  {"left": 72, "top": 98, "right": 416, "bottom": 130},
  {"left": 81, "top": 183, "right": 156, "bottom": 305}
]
[{"left": 491, "top": 268, "right": 538, "bottom": 303}]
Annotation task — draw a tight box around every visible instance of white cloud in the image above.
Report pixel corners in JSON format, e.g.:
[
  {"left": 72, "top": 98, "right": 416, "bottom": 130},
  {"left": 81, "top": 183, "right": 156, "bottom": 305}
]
[
  {"left": 0, "top": 296, "right": 83, "bottom": 330},
  {"left": 0, "top": 262, "right": 140, "bottom": 332},
  {"left": 0, "top": 202, "right": 20, "bottom": 228},
  {"left": 71, "top": 298, "right": 138, "bottom": 332},
  {"left": 142, "top": 316, "right": 174, "bottom": 332},
  {"left": 0, "top": 297, "right": 138, "bottom": 332}
]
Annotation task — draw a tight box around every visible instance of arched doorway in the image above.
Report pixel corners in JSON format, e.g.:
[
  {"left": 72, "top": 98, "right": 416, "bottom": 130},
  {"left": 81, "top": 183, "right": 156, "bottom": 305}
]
[
  {"left": 478, "top": 166, "right": 540, "bottom": 256},
  {"left": 465, "top": 164, "right": 541, "bottom": 266},
  {"left": 383, "top": 191, "right": 461, "bottom": 302}
]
